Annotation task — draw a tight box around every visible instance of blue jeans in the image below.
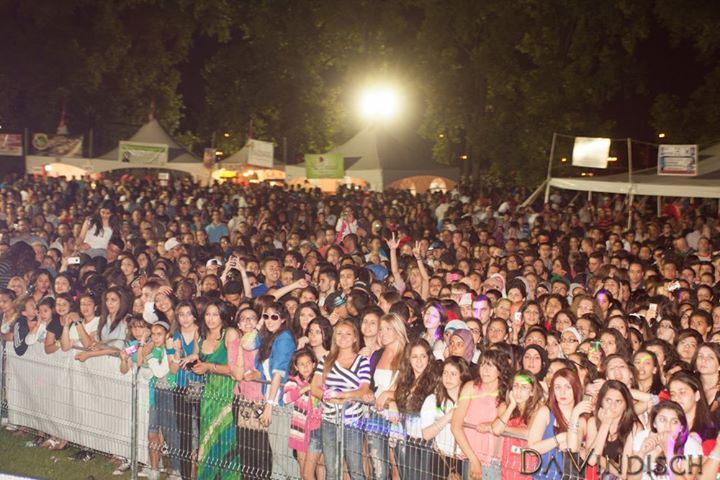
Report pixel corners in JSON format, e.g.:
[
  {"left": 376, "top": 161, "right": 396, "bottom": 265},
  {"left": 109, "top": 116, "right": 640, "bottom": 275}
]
[
  {"left": 321, "top": 419, "right": 365, "bottom": 480},
  {"left": 395, "top": 437, "right": 432, "bottom": 479},
  {"left": 365, "top": 411, "right": 391, "bottom": 480}
]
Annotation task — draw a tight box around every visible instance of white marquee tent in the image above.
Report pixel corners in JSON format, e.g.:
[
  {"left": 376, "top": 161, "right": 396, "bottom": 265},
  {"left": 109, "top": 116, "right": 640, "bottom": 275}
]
[
  {"left": 286, "top": 126, "right": 459, "bottom": 192},
  {"left": 25, "top": 119, "right": 209, "bottom": 181},
  {"left": 546, "top": 141, "right": 720, "bottom": 199}
]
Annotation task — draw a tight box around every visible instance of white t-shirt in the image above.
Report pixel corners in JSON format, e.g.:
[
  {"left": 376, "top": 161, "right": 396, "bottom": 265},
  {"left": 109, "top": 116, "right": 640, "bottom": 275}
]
[
  {"left": 84, "top": 225, "right": 113, "bottom": 250},
  {"left": 69, "top": 317, "right": 99, "bottom": 347},
  {"left": 631, "top": 429, "right": 703, "bottom": 480},
  {"left": 421, "top": 394, "right": 458, "bottom": 456}
]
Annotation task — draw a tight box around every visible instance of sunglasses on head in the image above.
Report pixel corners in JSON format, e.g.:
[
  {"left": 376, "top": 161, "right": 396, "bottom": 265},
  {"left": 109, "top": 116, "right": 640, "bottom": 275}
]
[{"left": 262, "top": 313, "right": 281, "bottom": 321}]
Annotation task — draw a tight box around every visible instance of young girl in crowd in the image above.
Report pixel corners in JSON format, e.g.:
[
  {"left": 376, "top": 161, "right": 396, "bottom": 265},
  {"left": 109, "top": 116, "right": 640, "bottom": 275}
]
[
  {"left": 138, "top": 320, "right": 177, "bottom": 480},
  {"left": 631, "top": 400, "right": 703, "bottom": 479},
  {"left": 421, "top": 357, "right": 472, "bottom": 479},
  {"left": 452, "top": 349, "right": 512, "bottom": 480},
  {"left": 311, "top": 319, "right": 370, "bottom": 480},
  {"left": 527, "top": 368, "right": 585, "bottom": 480},
  {"left": 493, "top": 370, "right": 544, "bottom": 480},
  {"left": 392, "top": 339, "right": 440, "bottom": 479},
  {"left": 284, "top": 348, "right": 322, "bottom": 479},
  {"left": 367, "top": 312, "right": 408, "bottom": 479}
]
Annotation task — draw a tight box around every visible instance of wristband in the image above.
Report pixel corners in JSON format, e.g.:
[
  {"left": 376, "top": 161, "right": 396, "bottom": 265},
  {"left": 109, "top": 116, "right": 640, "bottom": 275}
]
[
  {"left": 166, "top": 348, "right": 176, "bottom": 355},
  {"left": 650, "top": 394, "right": 660, "bottom": 406},
  {"left": 267, "top": 399, "right": 278, "bottom": 407},
  {"left": 554, "top": 435, "right": 560, "bottom": 447},
  {"left": 710, "top": 450, "right": 720, "bottom": 462}
]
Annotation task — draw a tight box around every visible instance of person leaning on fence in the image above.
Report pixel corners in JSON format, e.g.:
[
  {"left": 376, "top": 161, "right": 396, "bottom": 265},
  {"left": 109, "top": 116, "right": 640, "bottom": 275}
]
[
  {"left": 191, "top": 298, "right": 240, "bottom": 480},
  {"left": 391, "top": 339, "right": 441, "bottom": 479},
  {"left": 168, "top": 300, "right": 204, "bottom": 480},
  {"left": 137, "top": 320, "right": 179, "bottom": 480},
  {"left": 283, "top": 348, "right": 322, "bottom": 479},
  {"left": 452, "top": 349, "right": 511, "bottom": 480},
  {"left": 365, "top": 312, "right": 408, "bottom": 480},
  {"left": 492, "top": 370, "right": 544, "bottom": 480},
  {"left": 253, "top": 301, "right": 298, "bottom": 479},
  {"left": 311, "top": 319, "right": 371, "bottom": 480}
]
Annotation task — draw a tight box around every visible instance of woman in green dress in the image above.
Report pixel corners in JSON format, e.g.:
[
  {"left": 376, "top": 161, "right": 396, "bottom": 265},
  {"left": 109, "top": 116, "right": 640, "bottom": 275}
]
[{"left": 191, "top": 299, "right": 241, "bottom": 479}]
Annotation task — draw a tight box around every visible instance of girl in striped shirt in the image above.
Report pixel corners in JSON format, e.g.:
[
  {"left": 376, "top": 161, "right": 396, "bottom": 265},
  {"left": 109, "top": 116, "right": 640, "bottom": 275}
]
[{"left": 311, "top": 319, "right": 371, "bottom": 480}]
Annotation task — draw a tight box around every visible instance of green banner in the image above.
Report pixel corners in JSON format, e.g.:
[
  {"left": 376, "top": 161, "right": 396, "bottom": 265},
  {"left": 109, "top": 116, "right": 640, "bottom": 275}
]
[{"left": 305, "top": 153, "right": 344, "bottom": 179}]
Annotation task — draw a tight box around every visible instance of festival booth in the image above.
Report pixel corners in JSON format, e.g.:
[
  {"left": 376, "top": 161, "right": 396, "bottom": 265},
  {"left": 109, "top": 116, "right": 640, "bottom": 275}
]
[
  {"left": 545, "top": 139, "right": 720, "bottom": 199},
  {"left": 25, "top": 119, "right": 209, "bottom": 183},
  {"left": 285, "top": 126, "right": 459, "bottom": 192},
  {"left": 214, "top": 139, "right": 286, "bottom": 184}
]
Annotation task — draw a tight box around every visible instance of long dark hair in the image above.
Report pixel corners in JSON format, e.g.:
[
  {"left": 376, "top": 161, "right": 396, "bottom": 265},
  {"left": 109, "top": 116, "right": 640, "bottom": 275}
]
[
  {"left": 593, "top": 380, "right": 640, "bottom": 446},
  {"left": 89, "top": 200, "right": 118, "bottom": 236},
  {"left": 508, "top": 370, "right": 544, "bottom": 426},
  {"left": 668, "top": 371, "right": 716, "bottom": 439},
  {"left": 475, "top": 349, "right": 513, "bottom": 406},
  {"left": 306, "top": 316, "right": 333, "bottom": 352},
  {"left": 633, "top": 349, "right": 664, "bottom": 395},
  {"left": 436, "top": 356, "right": 472, "bottom": 408},
  {"left": 649, "top": 400, "right": 689, "bottom": 456},
  {"left": 291, "top": 301, "right": 322, "bottom": 338},
  {"left": 394, "top": 339, "right": 440, "bottom": 413},
  {"left": 258, "top": 302, "right": 291, "bottom": 362},
  {"left": 199, "top": 298, "right": 233, "bottom": 338},
  {"left": 97, "top": 286, "right": 132, "bottom": 341}
]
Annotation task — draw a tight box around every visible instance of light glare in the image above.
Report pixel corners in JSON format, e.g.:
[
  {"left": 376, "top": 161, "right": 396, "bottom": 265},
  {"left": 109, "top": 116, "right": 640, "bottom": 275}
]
[{"left": 359, "top": 87, "right": 400, "bottom": 121}]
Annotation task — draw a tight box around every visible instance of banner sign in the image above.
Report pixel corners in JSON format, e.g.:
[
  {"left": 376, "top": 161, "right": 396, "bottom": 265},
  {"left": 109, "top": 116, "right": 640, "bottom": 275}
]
[
  {"left": 203, "top": 148, "right": 216, "bottom": 169},
  {"left": 658, "top": 144, "right": 698, "bottom": 176},
  {"left": 118, "top": 141, "right": 168, "bottom": 164},
  {"left": 31, "top": 133, "right": 84, "bottom": 157},
  {"left": 572, "top": 137, "right": 611, "bottom": 169},
  {"left": 0, "top": 133, "right": 23, "bottom": 156},
  {"left": 247, "top": 139, "right": 274, "bottom": 168},
  {"left": 305, "top": 153, "right": 344, "bottom": 179}
]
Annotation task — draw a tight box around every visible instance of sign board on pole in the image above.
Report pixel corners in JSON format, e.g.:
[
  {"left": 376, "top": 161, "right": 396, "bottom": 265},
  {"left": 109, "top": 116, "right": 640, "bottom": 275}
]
[
  {"left": 31, "top": 133, "right": 83, "bottom": 157},
  {"left": 305, "top": 154, "right": 344, "bottom": 179},
  {"left": 203, "top": 148, "right": 216, "bottom": 169},
  {"left": 247, "top": 139, "right": 274, "bottom": 168},
  {"left": 572, "top": 137, "right": 611, "bottom": 169},
  {"left": 658, "top": 144, "right": 698, "bottom": 176},
  {"left": 118, "top": 141, "right": 168, "bottom": 164},
  {"left": 0, "top": 134, "right": 23, "bottom": 156}
]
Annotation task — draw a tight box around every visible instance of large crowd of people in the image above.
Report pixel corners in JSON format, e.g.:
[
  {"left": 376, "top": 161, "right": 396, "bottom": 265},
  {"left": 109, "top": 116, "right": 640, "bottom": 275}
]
[{"left": 2, "top": 173, "right": 720, "bottom": 480}]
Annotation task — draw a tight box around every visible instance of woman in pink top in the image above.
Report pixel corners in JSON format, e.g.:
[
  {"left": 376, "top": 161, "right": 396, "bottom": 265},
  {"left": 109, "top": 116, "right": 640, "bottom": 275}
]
[
  {"left": 234, "top": 307, "right": 263, "bottom": 402},
  {"left": 452, "top": 349, "right": 512, "bottom": 480}
]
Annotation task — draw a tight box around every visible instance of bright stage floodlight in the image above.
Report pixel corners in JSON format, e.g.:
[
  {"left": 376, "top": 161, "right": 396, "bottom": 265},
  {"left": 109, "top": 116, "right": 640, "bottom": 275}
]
[{"left": 359, "top": 87, "right": 400, "bottom": 121}]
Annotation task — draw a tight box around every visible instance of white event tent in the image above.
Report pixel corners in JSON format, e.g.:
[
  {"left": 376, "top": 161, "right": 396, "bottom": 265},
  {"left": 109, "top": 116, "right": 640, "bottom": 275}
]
[
  {"left": 286, "top": 126, "right": 459, "bottom": 192},
  {"left": 546, "top": 141, "right": 720, "bottom": 199},
  {"left": 25, "top": 119, "right": 208, "bottom": 181}
]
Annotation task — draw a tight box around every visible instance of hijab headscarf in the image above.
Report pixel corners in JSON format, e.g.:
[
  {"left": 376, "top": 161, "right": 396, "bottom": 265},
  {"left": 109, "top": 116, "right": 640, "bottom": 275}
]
[{"left": 451, "top": 329, "right": 476, "bottom": 364}]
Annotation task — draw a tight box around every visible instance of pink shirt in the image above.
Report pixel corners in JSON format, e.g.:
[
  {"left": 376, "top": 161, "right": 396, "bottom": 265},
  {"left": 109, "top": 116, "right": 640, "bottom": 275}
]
[{"left": 462, "top": 383, "right": 503, "bottom": 465}]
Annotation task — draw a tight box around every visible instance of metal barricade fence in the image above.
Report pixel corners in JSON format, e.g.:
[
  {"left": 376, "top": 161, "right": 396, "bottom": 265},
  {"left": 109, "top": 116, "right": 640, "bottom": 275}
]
[{"left": 2, "top": 345, "right": 591, "bottom": 480}]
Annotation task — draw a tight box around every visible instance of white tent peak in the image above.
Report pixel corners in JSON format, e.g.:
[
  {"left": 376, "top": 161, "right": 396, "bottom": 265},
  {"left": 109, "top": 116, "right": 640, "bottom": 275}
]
[
  {"left": 286, "top": 125, "right": 459, "bottom": 191},
  {"left": 99, "top": 119, "right": 200, "bottom": 163}
]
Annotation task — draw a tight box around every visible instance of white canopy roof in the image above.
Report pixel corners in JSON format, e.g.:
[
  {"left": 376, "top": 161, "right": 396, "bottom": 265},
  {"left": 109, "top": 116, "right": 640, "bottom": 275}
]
[
  {"left": 548, "top": 141, "right": 720, "bottom": 198},
  {"left": 286, "top": 126, "right": 459, "bottom": 191}
]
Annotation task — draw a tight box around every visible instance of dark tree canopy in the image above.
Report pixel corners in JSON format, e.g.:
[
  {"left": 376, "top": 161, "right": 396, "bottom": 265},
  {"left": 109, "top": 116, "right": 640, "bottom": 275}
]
[{"left": 0, "top": 0, "right": 717, "bottom": 181}]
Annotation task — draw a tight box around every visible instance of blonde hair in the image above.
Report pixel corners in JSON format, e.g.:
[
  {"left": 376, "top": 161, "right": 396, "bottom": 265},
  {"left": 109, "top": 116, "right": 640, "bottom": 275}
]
[{"left": 380, "top": 313, "right": 409, "bottom": 371}]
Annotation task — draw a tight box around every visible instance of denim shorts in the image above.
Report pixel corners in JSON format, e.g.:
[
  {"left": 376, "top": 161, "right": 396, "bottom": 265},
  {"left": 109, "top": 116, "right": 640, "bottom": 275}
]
[{"left": 308, "top": 426, "right": 322, "bottom": 453}]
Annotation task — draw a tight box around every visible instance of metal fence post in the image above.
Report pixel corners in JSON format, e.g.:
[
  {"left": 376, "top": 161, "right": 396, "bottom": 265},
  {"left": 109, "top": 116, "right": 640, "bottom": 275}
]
[
  {"left": 130, "top": 365, "right": 139, "bottom": 480},
  {"left": 337, "top": 403, "right": 345, "bottom": 478},
  {"left": 0, "top": 341, "right": 6, "bottom": 422}
]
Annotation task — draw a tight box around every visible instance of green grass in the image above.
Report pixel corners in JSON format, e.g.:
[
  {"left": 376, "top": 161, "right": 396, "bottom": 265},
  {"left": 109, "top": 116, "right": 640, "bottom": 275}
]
[{"left": 0, "top": 427, "right": 127, "bottom": 480}]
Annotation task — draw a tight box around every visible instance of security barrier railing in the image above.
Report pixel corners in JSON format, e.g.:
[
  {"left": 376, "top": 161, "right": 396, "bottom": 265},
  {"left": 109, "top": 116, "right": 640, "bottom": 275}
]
[{"left": 1, "top": 344, "right": 591, "bottom": 480}]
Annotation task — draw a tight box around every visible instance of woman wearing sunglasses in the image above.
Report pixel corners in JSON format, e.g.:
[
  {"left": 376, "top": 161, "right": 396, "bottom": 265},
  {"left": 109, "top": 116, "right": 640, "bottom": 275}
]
[{"left": 255, "top": 301, "right": 298, "bottom": 478}]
